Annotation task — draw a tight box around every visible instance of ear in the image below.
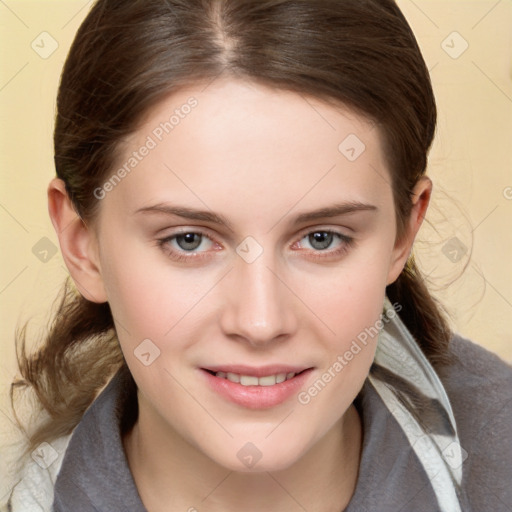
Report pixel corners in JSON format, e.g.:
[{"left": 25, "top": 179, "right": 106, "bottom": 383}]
[
  {"left": 386, "top": 176, "right": 432, "bottom": 285},
  {"left": 48, "top": 178, "right": 108, "bottom": 303}
]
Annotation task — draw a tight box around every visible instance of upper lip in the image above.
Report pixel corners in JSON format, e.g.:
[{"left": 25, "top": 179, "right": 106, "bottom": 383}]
[{"left": 202, "top": 365, "right": 312, "bottom": 377}]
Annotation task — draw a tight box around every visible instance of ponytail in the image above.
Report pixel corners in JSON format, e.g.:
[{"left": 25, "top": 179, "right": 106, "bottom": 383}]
[
  {"left": 386, "top": 255, "right": 453, "bottom": 368},
  {"left": 12, "top": 278, "right": 125, "bottom": 452}
]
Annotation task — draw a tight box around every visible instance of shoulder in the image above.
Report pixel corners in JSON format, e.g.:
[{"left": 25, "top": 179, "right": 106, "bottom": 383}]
[
  {"left": 440, "top": 333, "right": 512, "bottom": 401},
  {"left": 439, "top": 333, "right": 512, "bottom": 413},
  {"left": 437, "top": 333, "right": 512, "bottom": 510},
  {"left": 7, "top": 434, "right": 72, "bottom": 512}
]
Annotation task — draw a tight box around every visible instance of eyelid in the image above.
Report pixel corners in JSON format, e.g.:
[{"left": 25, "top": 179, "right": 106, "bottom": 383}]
[
  {"left": 157, "top": 226, "right": 355, "bottom": 263},
  {"left": 156, "top": 228, "right": 222, "bottom": 262},
  {"left": 290, "top": 227, "right": 355, "bottom": 260},
  {"left": 159, "top": 226, "right": 351, "bottom": 243},
  {"left": 162, "top": 229, "right": 218, "bottom": 244},
  {"left": 293, "top": 225, "right": 354, "bottom": 244}
]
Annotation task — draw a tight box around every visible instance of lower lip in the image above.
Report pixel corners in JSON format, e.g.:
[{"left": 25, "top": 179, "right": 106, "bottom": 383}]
[{"left": 201, "top": 369, "right": 313, "bottom": 409}]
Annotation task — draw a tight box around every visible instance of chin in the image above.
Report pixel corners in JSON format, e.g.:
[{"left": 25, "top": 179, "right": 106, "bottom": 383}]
[{"left": 205, "top": 438, "right": 309, "bottom": 474}]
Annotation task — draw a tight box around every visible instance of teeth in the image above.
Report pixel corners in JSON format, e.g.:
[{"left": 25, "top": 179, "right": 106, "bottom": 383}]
[
  {"left": 240, "top": 375, "right": 259, "bottom": 386},
  {"left": 258, "top": 375, "right": 277, "bottom": 386},
  {"left": 215, "top": 371, "right": 297, "bottom": 386},
  {"left": 276, "top": 373, "right": 287, "bottom": 384}
]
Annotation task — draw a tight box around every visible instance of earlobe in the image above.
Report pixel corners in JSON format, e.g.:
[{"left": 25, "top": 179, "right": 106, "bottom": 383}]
[
  {"left": 386, "top": 176, "right": 432, "bottom": 286},
  {"left": 48, "top": 178, "right": 108, "bottom": 303}
]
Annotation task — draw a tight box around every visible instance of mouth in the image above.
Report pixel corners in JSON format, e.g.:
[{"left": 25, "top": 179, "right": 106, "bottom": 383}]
[
  {"left": 203, "top": 369, "right": 307, "bottom": 387},
  {"left": 200, "top": 365, "right": 314, "bottom": 409}
]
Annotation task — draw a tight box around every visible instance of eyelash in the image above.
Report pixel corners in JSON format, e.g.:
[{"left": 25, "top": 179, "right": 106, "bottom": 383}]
[
  {"left": 293, "top": 230, "right": 355, "bottom": 261},
  {"left": 156, "top": 229, "right": 355, "bottom": 263}
]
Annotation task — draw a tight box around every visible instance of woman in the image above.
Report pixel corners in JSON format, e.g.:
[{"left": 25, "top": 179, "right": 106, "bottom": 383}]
[{"left": 8, "top": 0, "right": 512, "bottom": 511}]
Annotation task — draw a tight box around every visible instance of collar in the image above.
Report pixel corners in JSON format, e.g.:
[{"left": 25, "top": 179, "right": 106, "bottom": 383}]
[
  {"left": 364, "top": 296, "right": 465, "bottom": 512},
  {"left": 53, "top": 368, "right": 145, "bottom": 512}
]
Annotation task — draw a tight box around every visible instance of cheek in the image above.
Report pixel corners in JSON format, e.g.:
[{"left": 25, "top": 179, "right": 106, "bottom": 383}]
[
  {"left": 99, "top": 248, "right": 211, "bottom": 397},
  {"left": 101, "top": 260, "right": 171, "bottom": 340},
  {"left": 294, "top": 266, "right": 385, "bottom": 426},
  {"left": 99, "top": 235, "right": 212, "bottom": 337},
  {"left": 292, "top": 249, "right": 390, "bottom": 346}
]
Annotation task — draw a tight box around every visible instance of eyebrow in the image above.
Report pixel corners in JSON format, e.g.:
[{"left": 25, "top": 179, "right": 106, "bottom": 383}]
[
  {"left": 292, "top": 202, "right": 378, "bottom": 224},
  {"left": 134, "top": 204, "right": 235, "bottom": 230},
  {"left": 134, "top": 201, "right": 378, "bottom": 229}
]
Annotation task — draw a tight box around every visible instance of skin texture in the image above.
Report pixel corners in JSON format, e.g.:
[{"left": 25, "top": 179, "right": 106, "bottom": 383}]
[{"left": 48, "top": 78, "right": 432, "bottom": 511}]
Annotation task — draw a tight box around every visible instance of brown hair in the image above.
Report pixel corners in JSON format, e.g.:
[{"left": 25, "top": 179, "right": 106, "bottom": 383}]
[{"left": 13, "top": 0, "right": 453, "bottom": 451}]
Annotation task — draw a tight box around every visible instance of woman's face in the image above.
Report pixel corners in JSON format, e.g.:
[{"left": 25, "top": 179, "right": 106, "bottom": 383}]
[{"left": 91, "top": 78, "right": 414, "bottom": 471}]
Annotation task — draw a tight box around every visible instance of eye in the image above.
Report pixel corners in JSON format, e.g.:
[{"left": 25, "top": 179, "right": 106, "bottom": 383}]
[
  {"left": 157, "top": 231, "right": 219, "bottom": 262},
  {"left": 173, "top": 233, "right": 209, "bottom": 251},
  {"left": 299, "top": 231, "right": 349, "bottom": 251},
  {"left": 291, "top": 229, "right": 355, "bottom": 260},
  {"left": 304, "top": 231, "right": 336, "bottom": 250}
]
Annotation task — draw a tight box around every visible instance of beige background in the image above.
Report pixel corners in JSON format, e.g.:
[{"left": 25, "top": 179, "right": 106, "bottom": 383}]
[{"left": 0, "top": 0, "right": 511, "bottom": 502}]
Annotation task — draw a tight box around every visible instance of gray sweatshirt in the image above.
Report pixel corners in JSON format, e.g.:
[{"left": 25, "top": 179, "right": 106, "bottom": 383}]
[{"left": 8, "top": 333, "right": 512, "bottom": 511}]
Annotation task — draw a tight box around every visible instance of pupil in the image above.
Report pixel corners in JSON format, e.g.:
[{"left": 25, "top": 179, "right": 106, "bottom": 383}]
[
  {"left": 309, "top": 232, "right": 333, "bottom": 250},
  {"left": 177, "top": 233, "right": 201, "bottom": 250}
]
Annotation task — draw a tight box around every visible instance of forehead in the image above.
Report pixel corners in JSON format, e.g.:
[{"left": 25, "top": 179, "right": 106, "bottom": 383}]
[
  {"left": 136, "top": 77, "right": 377, "bottom": 156},
  {"left": 106, "top": 77, "right": 392, "bottom": 221}
]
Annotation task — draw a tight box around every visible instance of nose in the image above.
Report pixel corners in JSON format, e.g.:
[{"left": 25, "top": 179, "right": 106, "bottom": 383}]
[{"left": 219, "top": 253, "right": 298, "bottom": 348}]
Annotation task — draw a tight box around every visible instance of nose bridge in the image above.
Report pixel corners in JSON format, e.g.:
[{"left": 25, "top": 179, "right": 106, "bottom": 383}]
[{"left": 220, "top": 248, "right": 296, "bottom": 345}]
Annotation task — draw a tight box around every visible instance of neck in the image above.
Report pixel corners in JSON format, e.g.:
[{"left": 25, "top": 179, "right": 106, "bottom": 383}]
[{"left": 124, "top": 396, "right": 362, "bottom": 512}]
